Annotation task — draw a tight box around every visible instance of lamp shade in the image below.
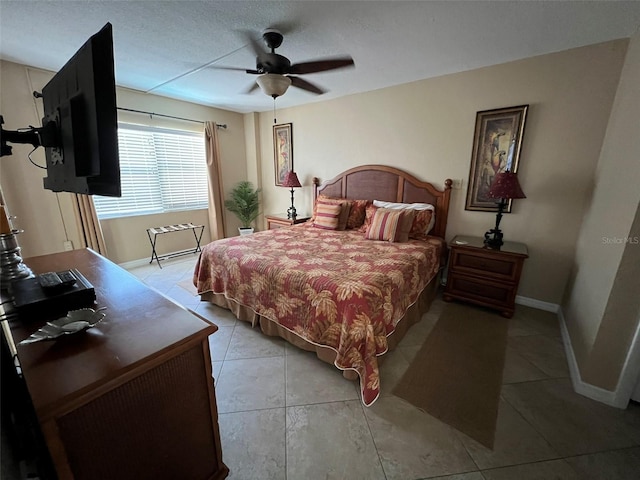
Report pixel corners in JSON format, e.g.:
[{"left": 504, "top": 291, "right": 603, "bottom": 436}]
[
  {"left": 488, "top": 171, "right": 526, "bottom": 200},
  {"left": 256, "top": 73, "right": 292, "bottom": 98},
  {"left": 282, "top": 171, "right": 302, "bottom": 188}
]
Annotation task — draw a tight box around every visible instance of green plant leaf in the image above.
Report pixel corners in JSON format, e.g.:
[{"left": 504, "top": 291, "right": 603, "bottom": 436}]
[{"left": 224, "top": 181, "right": 261, "bottom": 228}]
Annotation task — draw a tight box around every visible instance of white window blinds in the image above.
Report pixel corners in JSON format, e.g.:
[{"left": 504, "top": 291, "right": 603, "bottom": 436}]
[{"left": 94, "top": 124, "right": 208, "bottom": 219}]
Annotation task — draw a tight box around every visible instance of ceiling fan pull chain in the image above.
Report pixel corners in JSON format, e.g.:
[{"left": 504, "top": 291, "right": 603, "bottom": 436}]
[{"left": 273, "top": 97, "right": 277, "bottom": 124}]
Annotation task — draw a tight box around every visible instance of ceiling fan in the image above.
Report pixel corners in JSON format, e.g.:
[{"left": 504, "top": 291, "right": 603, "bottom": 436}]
[{"left": 213, "top": 29, "right": 355, "bottom": 98}]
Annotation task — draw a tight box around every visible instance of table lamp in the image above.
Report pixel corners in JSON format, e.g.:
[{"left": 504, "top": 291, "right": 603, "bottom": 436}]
[
  {"left": 484, "top": 171, "right": 526, "bottom": 249},
  {"left": 282, "top": 171, "right": 302, "bottom": 220}
]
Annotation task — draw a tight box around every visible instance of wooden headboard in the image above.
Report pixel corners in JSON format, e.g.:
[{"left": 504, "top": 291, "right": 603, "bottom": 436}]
[{"left": 313, "top": 164, "right": 452, "bottom": 239}]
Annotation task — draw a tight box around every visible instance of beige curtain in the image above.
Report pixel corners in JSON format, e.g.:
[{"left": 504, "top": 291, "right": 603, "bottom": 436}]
[
  {"left": 204, "top": 121, "right": 226, "bottom": 240},
  {"left": 72, "top": 194, "right": 108, "bottom": 256}
]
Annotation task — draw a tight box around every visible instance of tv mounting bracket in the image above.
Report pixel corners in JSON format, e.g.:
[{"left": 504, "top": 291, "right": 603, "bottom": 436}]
[{"left": 0, "top": 92, "right": 59, "bottom": 158}]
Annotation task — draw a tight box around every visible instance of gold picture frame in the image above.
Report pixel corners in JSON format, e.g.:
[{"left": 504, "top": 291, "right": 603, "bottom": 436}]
[
  {"left": 273, "top": 123, "right": 293, "bottom": 186},
  {"left": 465, "top": 105, "right": 528, "bottom": 212}
]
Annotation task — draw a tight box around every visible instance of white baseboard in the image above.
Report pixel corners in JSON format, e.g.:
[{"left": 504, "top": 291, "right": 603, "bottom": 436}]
[
  {"left": 515, "top": 296, "right": 630, "bottom": 408},
  {"left": 515, "top": 295, "right": 559, "bottom": 313},
  {"left": 118, "top": 257, "right": 151, "bottom": 270},
  {"left": 118, "top": 251, "right": 199, "bottom": 271},
  {"left": 557, "top": 308, "right": 628, "bottom": 408},
  {"left": 616, "top": 317, "right": 640, "bottom": 404}
]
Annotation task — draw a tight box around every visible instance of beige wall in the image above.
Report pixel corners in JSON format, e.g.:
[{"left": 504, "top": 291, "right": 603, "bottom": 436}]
[
  {"left": 562, "top": 29, "right": 640, "bottom": 392},
  {"left": 253, "top": 40, "right": 629, "bottom": 304},
  {"left": 0, "top": 62, "right": 72, "bottom": 259},
  {"left": 0, "top": 60, "right": 248, "bottom": 264},
  {"left": 101, "top": 209, "right": 210, "bottom": 265},
  {"left": 241, "top": 112, "right": 265, "bottom": 231}
]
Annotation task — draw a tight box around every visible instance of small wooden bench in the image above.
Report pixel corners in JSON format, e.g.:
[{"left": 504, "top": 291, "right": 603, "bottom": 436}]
[{"left": 146, "top": 223, "right": 205, "bottom": 268}]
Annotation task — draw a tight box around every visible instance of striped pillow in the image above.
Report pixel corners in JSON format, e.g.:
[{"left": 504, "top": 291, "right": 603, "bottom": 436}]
[
  {"left": 365, "top": 208, "right": 415, "bottom": 242},
  {"left": 312, "top": 201, "right": 342, "bottom": 230},
  {"left": 372, "top": 200, "right": 436, "bottom": 235},
  {"left": 312, "top": 195, "right": 353, "bottom": 230}
]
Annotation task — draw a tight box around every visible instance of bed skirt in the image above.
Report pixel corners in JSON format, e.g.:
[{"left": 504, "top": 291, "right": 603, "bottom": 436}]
[{"left": 199, "top": 272, "right": 441, "bottom": 382}]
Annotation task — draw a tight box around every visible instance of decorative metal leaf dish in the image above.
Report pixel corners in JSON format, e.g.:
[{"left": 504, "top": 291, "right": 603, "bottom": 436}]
[{"left": 19, "top": 308, "right": 106, "bottom": 345}]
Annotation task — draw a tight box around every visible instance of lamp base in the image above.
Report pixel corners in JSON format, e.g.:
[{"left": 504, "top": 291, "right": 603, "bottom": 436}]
[
  {"left": 484, "top": 199, "right": 507, "bottom": 250},
  {"left": 287, "top": 187, "right": 297, "bottom": 220},
  {"left": 484, "top": 229, "right": 503, "bottom": 249}
]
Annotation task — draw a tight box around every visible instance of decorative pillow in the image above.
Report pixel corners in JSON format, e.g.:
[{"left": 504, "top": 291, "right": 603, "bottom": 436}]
[
  {"left": 336, "top": 202, "right": 352, "bottom": 231},
  {"left": 365, "top": 208, "right": 415, "bottom": 242},
  {"left": 311, "top": 196, "right": 353, "bottom": 230},
  {"left": 409, "top": 209, "right": 434, "bottom": 238},
  {"left": 346, "top": 199, "right": 371, "bottom": 229},
  {"left": 394, "top": 209, "right": 416, "bottom": 242},
  {"left": 312, "top": 201, "right": 342, "bottom": 230},
  {"left": 372, "top": 200, "right": 436, "bottom": 235},
  {"left": 358, "top": 204, "right": 379, "bottom": 233}
]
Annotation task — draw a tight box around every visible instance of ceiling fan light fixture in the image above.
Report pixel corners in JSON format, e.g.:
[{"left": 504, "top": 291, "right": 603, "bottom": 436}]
[{"left": 256, "top": 73, "right": 291, "bottom": 98}]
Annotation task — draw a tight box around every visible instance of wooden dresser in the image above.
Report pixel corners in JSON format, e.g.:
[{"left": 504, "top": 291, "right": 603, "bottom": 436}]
[
  {"left": 443, "top": 235, "right": 528, "bottom": 318},
  {"left": 6, "top": 249, "right": 229, "bottom": 480}
]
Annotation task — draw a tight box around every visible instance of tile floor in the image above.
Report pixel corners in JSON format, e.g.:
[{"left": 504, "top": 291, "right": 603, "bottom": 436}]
[{"left": 126, "top": 255, "right": 640, "bottom": 480}]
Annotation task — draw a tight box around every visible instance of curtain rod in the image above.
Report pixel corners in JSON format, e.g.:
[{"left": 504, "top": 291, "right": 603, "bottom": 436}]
[{"left": 117, "top": 107, "right": 227, "bottom": 129}]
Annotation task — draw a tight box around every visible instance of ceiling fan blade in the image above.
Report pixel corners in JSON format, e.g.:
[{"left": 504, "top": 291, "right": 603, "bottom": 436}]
[
  {"left": 265, "top": 21, "right": 297, "bottom": 37},
  {"left": 289, "top": 76, "right": 326, "bottom": 95},
  {"left": 241, "top": 30, "right": 269, "bottom": 62},
  {"left": 209, "top": 65, "right": 261, "bottom": 74},
  {"left": 243, "top": 81, "right": 260, "bottom": 94},
  {"left": 288, "top": 56, "right": 355, "bottom": 75}
]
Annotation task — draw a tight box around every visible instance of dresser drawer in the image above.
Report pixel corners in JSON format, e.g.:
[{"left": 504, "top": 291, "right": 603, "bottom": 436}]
[{"left": 450, "top": 250, "right": 521, "bottom": 282}]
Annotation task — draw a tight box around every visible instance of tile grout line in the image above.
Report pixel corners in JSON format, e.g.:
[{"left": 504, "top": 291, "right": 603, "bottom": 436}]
[
  {"left": 455, "top": 306, "right": 564, "bottom": 474},
  {"left": 284, "top": 344, "right": 288, "bottom": 480},
  {"left": 477, "top": 457, "right": 579, "bottom": 476},
  {"left": 357, "top": 400, "right": 388, "bottom": 480},
  {"left": 499, "top": 382, "right": 564, "bottom": 462},
  {"left": 452, "top": 424, "right": 483, "bottom": 474},
  {"left": 500, "top": 312, "right": 563, "bottom": 465}
]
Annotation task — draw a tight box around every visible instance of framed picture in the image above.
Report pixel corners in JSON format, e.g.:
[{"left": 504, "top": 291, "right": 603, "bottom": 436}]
[
  {"left": 273, "top": 123, "right": 293, "bottom": 186},
  {"left": 465, "top": 105, "right": 528, "bottom": 212}
]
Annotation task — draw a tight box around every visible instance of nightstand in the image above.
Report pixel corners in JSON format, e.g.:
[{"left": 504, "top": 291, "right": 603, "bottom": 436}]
[
  {"left": 443, "top": 235, "right": 528, "bottom": 318},
  {"left": 266, "top": 213, "right": 311, "bottom": 230}
]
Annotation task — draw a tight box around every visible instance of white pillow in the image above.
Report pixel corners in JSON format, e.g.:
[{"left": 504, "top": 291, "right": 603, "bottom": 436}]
[{"left": 372, "top": 200, "right": 436, "bottom": 234}]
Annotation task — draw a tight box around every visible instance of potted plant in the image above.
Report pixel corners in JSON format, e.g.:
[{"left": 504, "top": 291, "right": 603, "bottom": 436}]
[{"left": 224, "top": 181, "right": 261, "bottom": 235}]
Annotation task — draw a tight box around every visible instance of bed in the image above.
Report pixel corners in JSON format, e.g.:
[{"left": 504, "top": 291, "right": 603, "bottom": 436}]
[{"left": 194, "top": 165, "right": 452, "bottom": 405}]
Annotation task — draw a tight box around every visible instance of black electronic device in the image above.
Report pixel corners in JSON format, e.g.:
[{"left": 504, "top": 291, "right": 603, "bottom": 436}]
[
  {"left": 37, "top": 270, "right": 77, "bottom": 290},
  {"left": 0, "top": 23, "right": 121, "bottom": 197},
  {"left": 11, "top": 269, "right": 96, "bottom": 322}
]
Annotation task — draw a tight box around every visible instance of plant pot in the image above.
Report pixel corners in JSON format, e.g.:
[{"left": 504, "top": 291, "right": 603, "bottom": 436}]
[{"left": 238, "top": 227, "right": 254, "bottom": 236}]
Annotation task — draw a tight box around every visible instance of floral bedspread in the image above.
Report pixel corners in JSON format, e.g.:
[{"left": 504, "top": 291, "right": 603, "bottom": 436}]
[{"left": 193, "top": 225, "right": 444, "bottom": 405}]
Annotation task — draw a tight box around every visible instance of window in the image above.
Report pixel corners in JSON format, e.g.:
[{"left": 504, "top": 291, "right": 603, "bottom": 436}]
[{"left": 93, "top": 124, "right": 208, "bottom": 219}]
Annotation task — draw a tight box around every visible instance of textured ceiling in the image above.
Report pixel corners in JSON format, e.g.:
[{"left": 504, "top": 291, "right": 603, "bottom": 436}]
[{"left": 1, "top": 1, "right": 640, "bottom": 113}]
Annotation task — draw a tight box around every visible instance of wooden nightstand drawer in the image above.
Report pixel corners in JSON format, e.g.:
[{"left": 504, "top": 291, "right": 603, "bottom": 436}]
[
  {"left": 451, "top": 250, "right": 518, "bottom": 281},
  {"left": 447, "top": 274, "right": 515, "bottom": 305}
]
